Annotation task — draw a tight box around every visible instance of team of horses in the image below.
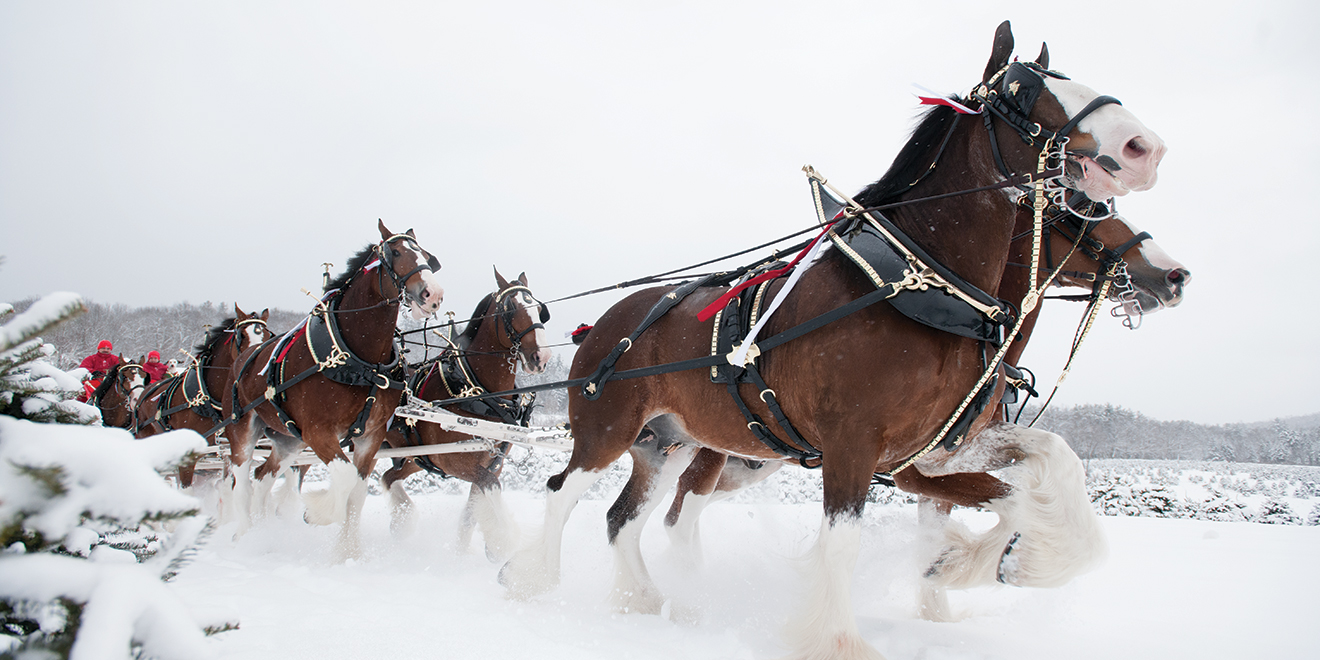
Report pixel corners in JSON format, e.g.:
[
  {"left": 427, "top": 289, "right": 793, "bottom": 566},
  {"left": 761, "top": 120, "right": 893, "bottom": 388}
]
[{"left": 97, "top": 21, "right": 1189, "bottom": 660}]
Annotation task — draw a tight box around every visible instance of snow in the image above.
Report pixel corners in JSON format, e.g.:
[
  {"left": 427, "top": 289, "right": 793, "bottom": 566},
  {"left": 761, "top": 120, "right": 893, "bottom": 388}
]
[
  {"left": 0, "top": 418, "right": 206, "bottom": 539},
  {"left": 0, "top": 292, "right": 84, "bottom": 352},
  {"left": 171, "top": 483, "right": 1320, "bottom": 659}
]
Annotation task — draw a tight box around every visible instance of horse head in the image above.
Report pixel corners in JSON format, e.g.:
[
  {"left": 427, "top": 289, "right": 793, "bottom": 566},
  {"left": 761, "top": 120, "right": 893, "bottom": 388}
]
[
  {"left": 377, "top": 220, "right": 444, "bottom": 319},
  {"left": 976, "top": 21, "right": 1165, "bottom": 201},
  {"left": 1078, "top": 213, "right": 1190, "bottom": 314},
  {"left": 231, "top": 305, "right": 275, "bottom": 359},
  {"left": 493, "top": 267, "right": 552, "bottom": 374},
  {"left": 95, "top": 357, "right": 149, "bottom": 425}
]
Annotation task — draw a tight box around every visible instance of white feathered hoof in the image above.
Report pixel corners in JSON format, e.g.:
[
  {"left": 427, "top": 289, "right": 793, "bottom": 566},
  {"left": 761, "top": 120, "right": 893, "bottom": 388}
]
[
  {"left": 388, "top": 481, "right": 417, "bottom": 538},
  {"left": 498, "top": 548, "right": 558, "bottom": 600},
  {"left": 302, "top": 461, "right": 359, "bottom": 526}
]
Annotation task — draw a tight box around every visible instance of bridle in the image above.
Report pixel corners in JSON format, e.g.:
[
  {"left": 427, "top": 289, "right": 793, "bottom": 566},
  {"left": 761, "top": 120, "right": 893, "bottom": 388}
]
[
  {"left": 1008, "top": 190, "right": 1150, "bottom": 330},
  {"left": 372, "top": 233, "right": 441, "bottom": 309},
  {"left": 231, "top": 316, "right": 274, "bottom": 347},
  {"left": 972, "top": 60, "right": 1123, "bottom": 198},
  {"left": 494, "top": 285, "right": 550, "bottom": 364},
  {"left": 96, "top": 363, "right": 149, "bottom": 427}
]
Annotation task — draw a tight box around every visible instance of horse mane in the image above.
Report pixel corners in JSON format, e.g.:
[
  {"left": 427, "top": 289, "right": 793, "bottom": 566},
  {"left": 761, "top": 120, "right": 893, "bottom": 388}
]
[
  {"left": 90, "top": 362, "right": 124, "bottom": 402},
  {"left": 853, "top": 101, "right": 961, "bottom": 207},
  {"left": 456, "top": 293, "right": 496, "bottom": 348},
  {"left": 323, "top": 244, "right": 379, "bottom": 293},
  {"left": 194, "top": 316, "right": 239, "bottom": 362}
]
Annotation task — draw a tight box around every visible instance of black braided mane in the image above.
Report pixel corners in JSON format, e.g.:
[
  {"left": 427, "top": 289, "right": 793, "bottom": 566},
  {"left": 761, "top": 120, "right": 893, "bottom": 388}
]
[
  {"left": 854, "top": 102, "right": 962, "bottom": 207},
  {"left": 323, "top": 245, "right": 379, "bottom": 294},
  {"left": 457, "top": 293, "right": 495, "bottom": 348},
  {"left": 193, "top": 316, "right": 238, "bottom": 363}
]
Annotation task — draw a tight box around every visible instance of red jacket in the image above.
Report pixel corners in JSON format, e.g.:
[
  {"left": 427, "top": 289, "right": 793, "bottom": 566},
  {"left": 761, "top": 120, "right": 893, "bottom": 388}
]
[
  {"left": 79, "top": 352, "right": 120, "bottom": 376},
  {"left": 143, "top": 361, "right": 168, "bottom": 382}
]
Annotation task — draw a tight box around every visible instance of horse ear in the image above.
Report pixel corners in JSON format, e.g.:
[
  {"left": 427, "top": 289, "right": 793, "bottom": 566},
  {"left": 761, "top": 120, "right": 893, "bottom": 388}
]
[
  {"left": 235, "top": 304, "right": 247, "bottom": 318},
  {"left": 1035, "top": 42, "right": 1049, "bottom": 69},
  {"left": 493, "top": 266, "right": 510, "bottom": 289},
  {"left": 406, "top": 228, "right": 416, "bottom": 238},
  {"left": 518, "top": 271, "right": 528, "bottom": 285},
  {"left": 983, "top": 20, "right": 1014, "bottom": 83},
  {"left": 260, "top": 308, "right": 270, "bottom": 321},
  {"left": 378, "top": 218, "right": 392, "bottom": 240}
]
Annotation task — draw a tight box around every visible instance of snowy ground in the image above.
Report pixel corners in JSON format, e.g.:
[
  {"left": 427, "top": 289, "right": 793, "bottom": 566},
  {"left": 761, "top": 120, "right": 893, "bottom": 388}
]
[{"left": 173, "top": 481, "right": 1320, "bottom": 660}]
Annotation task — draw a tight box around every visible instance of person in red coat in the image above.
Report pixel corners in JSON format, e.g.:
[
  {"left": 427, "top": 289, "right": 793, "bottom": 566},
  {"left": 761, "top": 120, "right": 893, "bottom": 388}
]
[
  {"left": 77, "top": 340, "right": 120, "bottom": 402},
  {"left": 143, "top": 350, "right": 168, "bottom": 382},
  {"left": 79, "top": 340, "right": 120, "bottom": 377}
]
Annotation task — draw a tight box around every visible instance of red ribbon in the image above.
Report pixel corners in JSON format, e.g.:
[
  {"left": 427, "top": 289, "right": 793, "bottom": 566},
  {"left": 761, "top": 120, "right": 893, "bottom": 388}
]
[{"left": 696, "top": 221, "right": 837, "bottom": 323}]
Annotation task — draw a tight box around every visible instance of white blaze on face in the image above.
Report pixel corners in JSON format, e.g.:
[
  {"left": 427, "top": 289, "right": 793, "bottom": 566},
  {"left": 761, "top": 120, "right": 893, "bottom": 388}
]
[
  {"left": 516, "top": 291, "right": 551, "bottom": 374},
  {"left": 241, "top": 322, "right": 266, "bottom": 349},
  {"left": 125, "top": 369, "right": 147, "bottom": 407},
  {"left": 1116, "top": 216, "right": 1186, "bottom": 274},
  {"left": 1044, "top": 77, "right": 1166, "bottom": 199},
  {"left": 394, "top": 241, "right": 444, "bottom": 317}
]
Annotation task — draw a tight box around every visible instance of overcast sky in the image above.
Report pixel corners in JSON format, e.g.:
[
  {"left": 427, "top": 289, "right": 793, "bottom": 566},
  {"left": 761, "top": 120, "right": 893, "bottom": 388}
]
[{"left": 2, "top": 1, "right": 1316, "bottom": 425}]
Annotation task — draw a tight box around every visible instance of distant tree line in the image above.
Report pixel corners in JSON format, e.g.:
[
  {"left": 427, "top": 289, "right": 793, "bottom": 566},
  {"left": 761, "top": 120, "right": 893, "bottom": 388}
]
[
  {"left": 9, "top": 298, "right": 304, "bottom": 369},
  {"left": 1032, "top": 403, "right": 1320, "bottom": 466}
]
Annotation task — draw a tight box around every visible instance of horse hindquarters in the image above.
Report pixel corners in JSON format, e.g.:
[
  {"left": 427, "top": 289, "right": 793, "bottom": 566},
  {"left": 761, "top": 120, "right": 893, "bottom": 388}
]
[{"left": 923, "top": 424, "right": 1106, "bottom": 591}]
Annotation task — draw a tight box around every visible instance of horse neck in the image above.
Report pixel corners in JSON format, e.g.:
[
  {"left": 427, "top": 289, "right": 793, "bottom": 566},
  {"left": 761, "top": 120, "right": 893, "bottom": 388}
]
[
  {"left": 333, "top": 268, "right": 399, "bottom": 363},
  {"left": 463, "top": 301, "right": 516, "bottom": 392},
  {"left": 882, "top": 118, "right": 1020, "bottom": 295},
  {"left": 202, "top": 342, "right": 238, "bottom": 393}
]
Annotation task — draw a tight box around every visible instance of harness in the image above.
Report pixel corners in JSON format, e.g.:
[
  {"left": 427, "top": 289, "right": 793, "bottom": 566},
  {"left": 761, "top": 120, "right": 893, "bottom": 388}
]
[
  {"left": 580, "top": 62, "right": 1125, "bottom": 480},
  {"left": 218, "top": 234, "right": 434, "bottom": 442},
  {"left": 392, "top": 285, "right": 545, "bottom": 478},
  {"left": 142, "top": 318, "right": 271, "bottom": 436}
]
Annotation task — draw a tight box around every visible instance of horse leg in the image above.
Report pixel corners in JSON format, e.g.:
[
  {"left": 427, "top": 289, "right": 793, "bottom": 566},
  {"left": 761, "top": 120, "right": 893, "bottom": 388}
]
[
  {"left": 606, "top": 416, "right": 699, "bottom": 615},
  {"left": 920, "top": 423, "right": 1106, "bottom": 590},
  {"left": 499, "top": 415, "right": 639, "bottom": 599},
  {"left": 226, "top": 416, "right": 260, "bottom": 537},
  {"left": 381, "top": 457, "right": 422, "bottom": 537},
  {"left": 251, "top": 435, "right": 301, "bottom": 520},
  {"left": 784, "top": 450, "right": 886, "bottom": 660},
  {"left": 667, "top": 454, "right": 783, "bottom": 561},
  {"left": 915, "top": 496, "right": 956, "bottom": 622},
  {"left": 663, "top": 447, "right": 726, "bottom": 561},
  {"left": 467, "top": 465, "right": 521, "bottom": 563}
]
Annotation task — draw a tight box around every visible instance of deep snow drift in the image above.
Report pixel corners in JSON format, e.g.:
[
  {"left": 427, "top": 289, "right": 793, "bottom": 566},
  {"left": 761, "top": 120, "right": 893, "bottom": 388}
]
[{"left": 173, "top": 480, "right": 1319, "bottom": 659}]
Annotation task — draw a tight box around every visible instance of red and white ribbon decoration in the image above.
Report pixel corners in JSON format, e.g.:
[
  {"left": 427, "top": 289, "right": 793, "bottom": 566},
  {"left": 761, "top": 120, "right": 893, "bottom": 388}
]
[{"left": 913, "top": 84, "right": 981, "bottom": 115}]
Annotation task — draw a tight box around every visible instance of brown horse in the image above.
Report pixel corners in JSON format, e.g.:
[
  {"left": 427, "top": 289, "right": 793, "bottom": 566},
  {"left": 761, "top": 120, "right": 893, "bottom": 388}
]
[
  {"left": 381, "top": 268, "right": 552, "bottom": 559},
  {"left": 134, "top": 306, "right": 275, "bottom": 488},
  {"left": 500, "top": 22, "right": 1165, "bottom": 659},
  {"left": 654, "top": 197, "right": 1189, "bottom": 615},
  {"left": 91, "top": 357, "right": 149, "bottom": 430},
  {"left": 225, "top": 220, "right": 443, "bottom": 558}
]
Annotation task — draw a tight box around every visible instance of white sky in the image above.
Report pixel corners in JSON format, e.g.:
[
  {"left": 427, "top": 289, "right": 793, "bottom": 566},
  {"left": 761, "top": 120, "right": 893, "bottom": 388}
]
[{"left": 2, "top": 1, "right": 1317, "bottom": 425}]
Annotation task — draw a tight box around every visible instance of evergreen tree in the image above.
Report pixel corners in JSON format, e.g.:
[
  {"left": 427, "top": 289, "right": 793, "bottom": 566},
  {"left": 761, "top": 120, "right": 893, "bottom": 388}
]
[
  {"left": 0, "top": 294, "right": 98, "bottom": 425},
  {"left": 1, "top": 293, "right": 223, "bottom": 659}
]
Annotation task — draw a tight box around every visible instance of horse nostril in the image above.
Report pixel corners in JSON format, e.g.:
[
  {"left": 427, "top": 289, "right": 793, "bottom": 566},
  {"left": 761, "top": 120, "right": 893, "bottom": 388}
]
[{"left": 1167, "top": 268, "right": 1190, "bottom": 286}]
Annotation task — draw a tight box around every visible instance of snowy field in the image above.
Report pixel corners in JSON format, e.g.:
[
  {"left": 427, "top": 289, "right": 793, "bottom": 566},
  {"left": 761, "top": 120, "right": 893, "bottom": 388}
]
[{"left": 174, "top": 476, "right": 1320, "bottom": 660}]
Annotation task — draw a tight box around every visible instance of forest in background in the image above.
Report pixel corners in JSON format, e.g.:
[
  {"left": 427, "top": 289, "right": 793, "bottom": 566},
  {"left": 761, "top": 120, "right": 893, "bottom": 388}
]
[{"left": 12, "top": 297, "right": 1319, "bottom": 466}]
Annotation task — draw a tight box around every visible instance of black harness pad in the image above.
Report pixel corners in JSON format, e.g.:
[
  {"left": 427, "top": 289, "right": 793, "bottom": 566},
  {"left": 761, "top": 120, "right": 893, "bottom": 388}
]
[{"left": 833, "top": 219, "right": 1004, "bottom": 344}]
